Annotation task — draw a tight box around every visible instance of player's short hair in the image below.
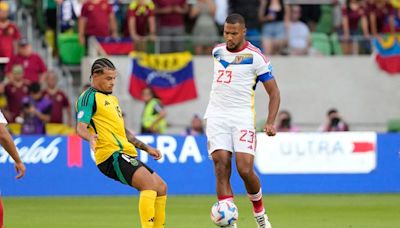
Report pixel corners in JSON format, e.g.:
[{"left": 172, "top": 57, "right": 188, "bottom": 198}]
[
  {"left": 91, "top": 58, "right": 116, "bottom": 76},
  {"left": 225, "top": 13, "right": 246, "bottom": 26}
]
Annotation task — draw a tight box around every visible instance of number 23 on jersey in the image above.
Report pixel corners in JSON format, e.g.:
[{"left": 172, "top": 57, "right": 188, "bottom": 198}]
[{"left": 217, "top": 70, "right": 232, "bottom": 83}]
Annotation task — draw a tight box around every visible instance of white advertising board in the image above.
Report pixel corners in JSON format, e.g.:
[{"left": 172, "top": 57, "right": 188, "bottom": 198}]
[{"left": 255, "top": 132, "right": 377, "bottom": 174}]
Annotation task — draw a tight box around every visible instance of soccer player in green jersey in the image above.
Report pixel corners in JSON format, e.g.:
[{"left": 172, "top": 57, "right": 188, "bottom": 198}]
[{"left": 76, "top": 58, "right": 167, "bottom": 228}]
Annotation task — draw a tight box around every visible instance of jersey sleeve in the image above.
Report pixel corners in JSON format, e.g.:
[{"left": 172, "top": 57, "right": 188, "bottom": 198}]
[
  {"left": 254, "top": 52, "right": 274, "bottom": 82},
  {"left": 76, "top": 90, "right": 96, "bottom": 124}
]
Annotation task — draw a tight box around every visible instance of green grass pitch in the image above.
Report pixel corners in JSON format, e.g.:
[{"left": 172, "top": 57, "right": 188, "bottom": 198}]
[{"left": 3, "top": 194, "right": 400, "bottom": 228}]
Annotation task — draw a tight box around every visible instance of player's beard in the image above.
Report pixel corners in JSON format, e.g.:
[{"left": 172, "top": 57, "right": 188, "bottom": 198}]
[
  {"left": 226, "top": 40, "right": 245, "bottom": 52},
  {"left": 226, "top": 42, "right": 238, "bottom": 52}
]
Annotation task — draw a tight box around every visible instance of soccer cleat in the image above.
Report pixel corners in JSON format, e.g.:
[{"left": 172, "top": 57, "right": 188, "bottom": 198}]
[{"left": 254, "top": 214, "right": 272, "bottom": 228}]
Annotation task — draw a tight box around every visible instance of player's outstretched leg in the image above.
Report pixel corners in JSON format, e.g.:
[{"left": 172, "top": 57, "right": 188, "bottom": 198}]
[
  {"left": 132, "top": 167, "right": 167, "bottom": 228},
  {"left": 152, "top": 173, "right": 167, "bottom": 228},
  {"left": 236, "top": 152, "right": 272, "bottom": 228}
]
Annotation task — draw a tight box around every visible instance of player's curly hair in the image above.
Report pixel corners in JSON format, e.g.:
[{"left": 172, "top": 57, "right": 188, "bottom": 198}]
[{"left": 91, "top": 58, "right": 116, "bottom": 76}]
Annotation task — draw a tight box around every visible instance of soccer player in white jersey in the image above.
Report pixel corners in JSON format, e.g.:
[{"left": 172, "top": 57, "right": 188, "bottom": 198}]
[
  {"left": 0, "top": 111, "right": 26, "bottom": 228},
  {"left": 204, "top": 14, "right": 280, "bottom": 228}
]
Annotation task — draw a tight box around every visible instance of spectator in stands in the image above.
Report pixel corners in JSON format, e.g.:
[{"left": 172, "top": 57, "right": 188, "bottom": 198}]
[
  {"left": 258, "top": 0, "right": 290, "bottom": 55},
  {"left": 288, "top": 5, "right": 310, "bottom": 55},
  {"left": 275, "top": 110, "right": 300, "bottom": 132},
  {"left": 20, "top": 82, "right": 52, "bottom": 135},
  {"left": 44, "top": 0, "right": 58, "bottom": 52},
  {"left": 214, "top": 0, "right": 228, "bottom": 35},
  {"left": 5, "top": 39, "right": 47, "bottom": 83},
  {"left": 184, "top": 114, "right": 204, "bottom": 135},
  {"left": 127, "top": 0, "right": 156, "bottom": 52},
  {"left": 333, "top": 0, "right": 345, "bottom": 33},
  {"left": 140, "top": 87, "right": 167, "bottom": 134},
  {"left": 79, "top": 0, "right": 118, "bottom": 51},
  {"left": 299, "top": 4, "right": 321, "bottom": 32},
  {"left": 229, "top": 0, "right": 262, "bottom": 49},
  {"left": 341, "top": 0, "right": 370, "bottom": 54},
  {"left": 153, "top": 0, "right": 188, "bottom": 53},
  {"left": 4, "top": 65, "right": 29, "bottom": 122},
  {"left": 58, "top": 0, "right": 82, "bottom": 32},
  {"left": 319, "top": 108, "right": 349, "bottom": 132},
  {"left": 190, "top": 0, "right": 218, "bottom": 55},
  {"left": 43, "top": 71, "right": 72, "bottom": 127},
  {"left": 367, "top": 0, "right": 395, "bottom": 35},
  {"left": 0, "top": 1, "right": 20, "bottom": 80}
]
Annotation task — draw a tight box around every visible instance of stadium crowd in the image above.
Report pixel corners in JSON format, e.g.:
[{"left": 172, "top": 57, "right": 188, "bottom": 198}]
[
  {"left": 7, "top": 0, "right": 399, "bottom": 56},
  {"left": 0, "top": 0, "right": 399, "bottom": 134}
]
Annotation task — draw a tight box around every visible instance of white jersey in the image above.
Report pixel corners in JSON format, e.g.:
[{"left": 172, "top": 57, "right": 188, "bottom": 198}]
[
  {"left": 0, "top": 111, "right": 7, "bottom": 124},
  {"left": 204, "top": 41, "right": 274, "bottom": 122}
]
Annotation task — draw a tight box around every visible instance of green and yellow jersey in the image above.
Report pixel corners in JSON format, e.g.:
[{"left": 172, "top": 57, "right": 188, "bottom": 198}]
[{"left": 76, "top": 87, "right": 138, "bottom": 165}]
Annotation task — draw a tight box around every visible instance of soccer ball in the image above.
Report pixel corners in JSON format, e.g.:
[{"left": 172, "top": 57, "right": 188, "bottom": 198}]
[{"left": 210, "top": 200, "right": 239, "bottom": 227}]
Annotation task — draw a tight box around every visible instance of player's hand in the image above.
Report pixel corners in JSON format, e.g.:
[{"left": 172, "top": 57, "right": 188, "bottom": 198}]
[
  {"left": 14, "top": 162, "right": 26, "bottom": 179},
  {"left": 89, "top": 134, "right": 98, "bottom": 152},
  {"left": 264, "top": 124, "right": 276, "bottom": 136},
  {"left": 147, "top": 147, "right": 162, "bottom": 160}
]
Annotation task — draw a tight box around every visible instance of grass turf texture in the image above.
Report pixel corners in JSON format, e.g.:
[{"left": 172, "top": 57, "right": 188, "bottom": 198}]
[{"left": 3, "top": 194, "right": 400, "bottom": 228}]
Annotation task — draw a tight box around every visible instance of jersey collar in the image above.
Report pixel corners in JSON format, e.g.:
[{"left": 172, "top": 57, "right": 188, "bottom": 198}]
[
  {"left": 226, "top": 41, "right": 248, "bottom": 53},
  {"left": 90, "top": 86, "right": 112, "bottom": 95}
]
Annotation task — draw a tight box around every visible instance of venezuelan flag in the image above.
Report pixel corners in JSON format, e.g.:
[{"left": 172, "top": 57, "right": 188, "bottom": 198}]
[
  {"left": 373, "top": 35, "right": 400, "bottom": 75},
  {"left": 97, "top": 37, "right": 134, "bottom": 55},
  {"left": 129, "top": 51, "right": 198, "bottom": 105}
]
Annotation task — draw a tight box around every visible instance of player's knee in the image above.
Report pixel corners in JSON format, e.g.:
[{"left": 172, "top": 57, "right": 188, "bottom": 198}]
[
  {"left": 237, "top": 166, "right": 254, "bottom": 179},
  {"left": 213, "top": 157, "right": 230, "bottom": 170},
  {"left": 159, "top": 180, "right": 167, "bottom": 195}
]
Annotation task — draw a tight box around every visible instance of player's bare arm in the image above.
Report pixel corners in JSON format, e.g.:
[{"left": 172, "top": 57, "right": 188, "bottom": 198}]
[
  {"left": 263, "top": 79, "right": 280, "bottom": 136},
  {"left": 76, "top": 122, "right": 98, "bottom": 151},
  {"left": 125, "top": 128, "right": 162, "bottom": 160},
  {"left": 0, "top": 123, "right": 26, "bottom": 179}
]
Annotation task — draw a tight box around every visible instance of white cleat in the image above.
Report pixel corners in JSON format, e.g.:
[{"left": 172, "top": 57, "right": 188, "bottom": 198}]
[{"left": 254, "top": 214, "right": 272, "bottom": 228}]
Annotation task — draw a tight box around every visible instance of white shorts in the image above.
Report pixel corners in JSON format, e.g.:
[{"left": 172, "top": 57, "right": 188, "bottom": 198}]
[{"left": 205, "top": 117, "right": 256, "bottom": 156}]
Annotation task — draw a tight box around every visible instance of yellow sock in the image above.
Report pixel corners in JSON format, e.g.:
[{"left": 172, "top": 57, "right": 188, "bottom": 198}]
[
  {"left": 153, "top": 195, "right": 167, "bottom": 228},
  {"left": 139, "top": 190, "right": 157, "bottom": 228}
]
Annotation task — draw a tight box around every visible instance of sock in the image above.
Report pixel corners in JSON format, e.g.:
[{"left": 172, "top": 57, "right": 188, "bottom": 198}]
[
  {"left": 153, "top": 195, "right": 167, "bottom": 228},
  {"left": 139, "top": 190, "right": 157, "bottom": 228},
  {"left": 218, "top": 195, "right": 234, "bottom": 202},
  {"left": 248, "top": 188, "right": 265, "bottom": 216}
]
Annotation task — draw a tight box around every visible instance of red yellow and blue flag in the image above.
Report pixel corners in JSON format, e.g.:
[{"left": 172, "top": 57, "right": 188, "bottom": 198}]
[
  {"left": 129, "top": 51, "right": 198, "bottom": 105},
  {"left": 96, "top": 37, "right": 134, "bottom": 55},
  {"left": 373, "top": 35, "right": 400, "bottom": 75}
]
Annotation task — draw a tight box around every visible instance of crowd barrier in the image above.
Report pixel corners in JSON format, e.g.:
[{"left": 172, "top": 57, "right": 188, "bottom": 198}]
[{"left": 1, "top": 132, "right": 399, "bottom": 196}]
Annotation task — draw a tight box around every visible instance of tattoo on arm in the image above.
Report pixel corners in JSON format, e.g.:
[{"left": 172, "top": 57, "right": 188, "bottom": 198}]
[{"left": 126, "top": 128, "right": 148, "bottom": 151}]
